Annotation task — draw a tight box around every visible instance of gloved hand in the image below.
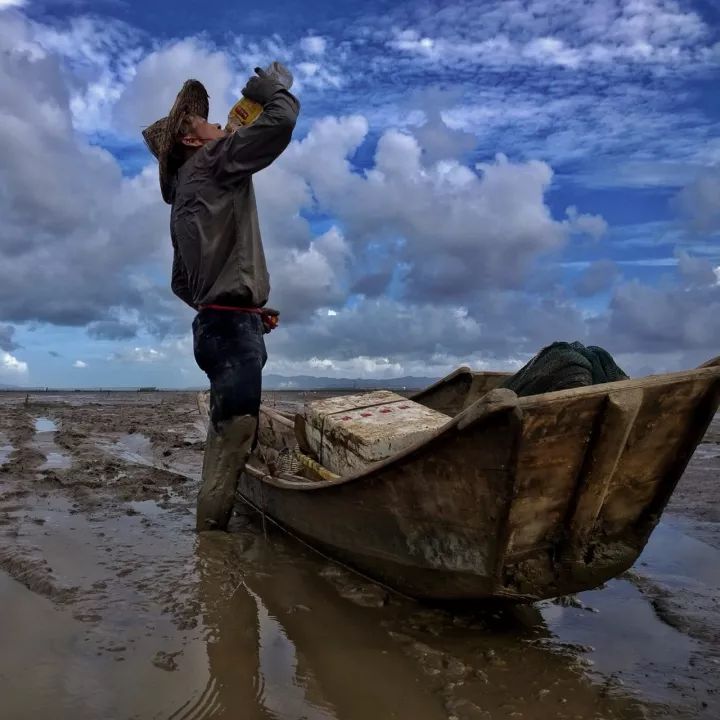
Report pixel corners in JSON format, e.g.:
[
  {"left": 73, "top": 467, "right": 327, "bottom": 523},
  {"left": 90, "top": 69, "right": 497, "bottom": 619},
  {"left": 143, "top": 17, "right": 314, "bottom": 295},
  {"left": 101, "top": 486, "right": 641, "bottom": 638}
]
[{"left": 241, "top": 67, "right": 283, "bottom": 106}]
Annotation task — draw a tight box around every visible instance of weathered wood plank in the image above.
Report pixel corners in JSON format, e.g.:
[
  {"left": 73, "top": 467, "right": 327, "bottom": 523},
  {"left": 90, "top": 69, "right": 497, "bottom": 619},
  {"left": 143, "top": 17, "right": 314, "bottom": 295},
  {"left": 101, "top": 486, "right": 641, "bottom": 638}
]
[
  {"left": 600, "top": 378, "right": 714, "bottom": 529},
  {"left": 562, "top": 389, "right": 643, "bottom": 558}
]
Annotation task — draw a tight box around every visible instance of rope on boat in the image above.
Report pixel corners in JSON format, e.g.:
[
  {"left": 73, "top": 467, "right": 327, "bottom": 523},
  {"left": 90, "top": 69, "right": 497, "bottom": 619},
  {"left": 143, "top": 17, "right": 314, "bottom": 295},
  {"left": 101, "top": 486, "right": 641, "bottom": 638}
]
[{"left": 234, "top": 491, "right": 415, "bottom": 603}]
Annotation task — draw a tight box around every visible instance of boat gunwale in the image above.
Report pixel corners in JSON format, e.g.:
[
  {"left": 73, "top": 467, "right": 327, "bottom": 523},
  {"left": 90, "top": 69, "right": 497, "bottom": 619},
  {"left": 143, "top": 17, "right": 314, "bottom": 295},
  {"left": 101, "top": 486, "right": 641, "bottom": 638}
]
[{"left": 249, "top": 362, "right": 720, "bottom": 492}]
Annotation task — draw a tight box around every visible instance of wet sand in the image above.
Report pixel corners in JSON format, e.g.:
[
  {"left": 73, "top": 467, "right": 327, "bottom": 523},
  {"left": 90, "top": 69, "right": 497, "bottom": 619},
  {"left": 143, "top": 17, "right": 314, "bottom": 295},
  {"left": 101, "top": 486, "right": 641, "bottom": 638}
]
[{"left": 0, "top": 390, "right": 717, "bottom": 720}]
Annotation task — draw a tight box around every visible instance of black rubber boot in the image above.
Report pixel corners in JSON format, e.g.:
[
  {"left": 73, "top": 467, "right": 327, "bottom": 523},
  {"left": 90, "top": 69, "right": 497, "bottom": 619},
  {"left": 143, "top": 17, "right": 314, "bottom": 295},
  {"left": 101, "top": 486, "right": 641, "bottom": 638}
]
[{"left": 196, "top": 415, "right": 257, "bottom": 532}]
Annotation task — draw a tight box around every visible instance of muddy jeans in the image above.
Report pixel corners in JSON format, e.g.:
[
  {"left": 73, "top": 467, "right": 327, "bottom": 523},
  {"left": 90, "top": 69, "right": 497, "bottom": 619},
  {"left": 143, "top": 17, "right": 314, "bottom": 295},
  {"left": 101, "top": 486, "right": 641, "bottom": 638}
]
[{"left": 192, "top": 309, "right": 267, "bottom": 429}]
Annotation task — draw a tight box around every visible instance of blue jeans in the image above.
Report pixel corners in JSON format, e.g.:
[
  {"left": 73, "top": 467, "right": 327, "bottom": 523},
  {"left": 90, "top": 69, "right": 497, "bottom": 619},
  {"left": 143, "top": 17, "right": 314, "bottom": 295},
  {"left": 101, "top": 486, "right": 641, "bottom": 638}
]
[{"left": 192, "top": 310, "right": 267, "bottom": 429}]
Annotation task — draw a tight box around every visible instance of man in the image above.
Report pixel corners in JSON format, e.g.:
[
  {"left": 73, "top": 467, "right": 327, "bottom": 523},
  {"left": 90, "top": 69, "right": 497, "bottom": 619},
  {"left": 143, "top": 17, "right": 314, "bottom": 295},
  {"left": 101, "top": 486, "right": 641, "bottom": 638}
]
[{"left": 142, "top": 69, "right": 300, "bottom": 531}]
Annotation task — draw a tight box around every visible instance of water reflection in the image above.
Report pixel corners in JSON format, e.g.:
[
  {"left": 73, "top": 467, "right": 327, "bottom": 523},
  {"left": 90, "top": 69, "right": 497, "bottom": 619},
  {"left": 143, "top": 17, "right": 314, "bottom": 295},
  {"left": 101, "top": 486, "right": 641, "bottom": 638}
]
[
  {"left": 161, "top": 513, "right": 659, "bottom": 720},
  {"left": 250, "top": 584, "right": 337, "bottom": 720},
  {"left": 167, "top": 525, "right": 454, "bottom": 720},
  {"left": 34, "top": 417, "right": 58, "bottom": 433}
]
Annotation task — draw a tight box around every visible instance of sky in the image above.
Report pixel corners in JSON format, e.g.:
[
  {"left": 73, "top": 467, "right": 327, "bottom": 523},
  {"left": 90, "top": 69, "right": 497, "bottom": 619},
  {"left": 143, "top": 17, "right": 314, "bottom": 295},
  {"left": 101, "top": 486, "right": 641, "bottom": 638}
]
[{"left": 0, "top": 0, "right": 719, "bottom": 388}]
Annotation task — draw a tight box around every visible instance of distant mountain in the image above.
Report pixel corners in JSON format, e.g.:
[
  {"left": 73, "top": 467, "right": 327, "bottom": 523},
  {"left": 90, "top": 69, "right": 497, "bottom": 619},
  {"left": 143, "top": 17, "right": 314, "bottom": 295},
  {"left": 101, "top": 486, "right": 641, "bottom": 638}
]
[{"left": 261, "top": 374, "right": 438, "bottom": 390}]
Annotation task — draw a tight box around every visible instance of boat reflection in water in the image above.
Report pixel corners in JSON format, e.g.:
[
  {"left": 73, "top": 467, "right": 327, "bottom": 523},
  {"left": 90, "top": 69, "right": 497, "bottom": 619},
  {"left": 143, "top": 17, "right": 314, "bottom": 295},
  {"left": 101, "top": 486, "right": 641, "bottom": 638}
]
[{"left": 165, "top": 512, "right": 657, "bottom": 720}]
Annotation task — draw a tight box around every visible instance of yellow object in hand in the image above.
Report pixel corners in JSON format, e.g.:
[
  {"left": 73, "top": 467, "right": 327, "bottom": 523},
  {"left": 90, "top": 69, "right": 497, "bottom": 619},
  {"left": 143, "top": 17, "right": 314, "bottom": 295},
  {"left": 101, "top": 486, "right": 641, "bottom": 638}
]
[{"left": 225, "top": 96, "right": 264, "bottom": 132}]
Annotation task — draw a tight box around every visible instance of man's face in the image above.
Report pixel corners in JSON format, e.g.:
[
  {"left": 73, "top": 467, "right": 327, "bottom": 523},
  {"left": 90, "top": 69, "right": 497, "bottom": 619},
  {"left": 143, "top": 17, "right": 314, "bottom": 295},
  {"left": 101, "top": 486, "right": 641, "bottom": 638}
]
[{"left": 181, "top": 115, "right": 226, "bottom": 147}]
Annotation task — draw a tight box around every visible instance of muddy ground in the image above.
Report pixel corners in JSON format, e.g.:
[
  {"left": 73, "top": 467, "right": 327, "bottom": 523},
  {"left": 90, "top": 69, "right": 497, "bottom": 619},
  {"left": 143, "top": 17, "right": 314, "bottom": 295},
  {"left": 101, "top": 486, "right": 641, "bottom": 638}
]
[{"left": 0, "top": 390, "right": 717, "bottom": 720}]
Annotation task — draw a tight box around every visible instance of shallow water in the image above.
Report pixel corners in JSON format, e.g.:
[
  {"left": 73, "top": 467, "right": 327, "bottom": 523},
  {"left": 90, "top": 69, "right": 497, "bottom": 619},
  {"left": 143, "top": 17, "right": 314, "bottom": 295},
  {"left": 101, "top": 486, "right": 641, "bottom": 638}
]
[
  {"left": 34, "top": 417, "right": 58, "bottom": 433},
  {"left": 0, "top": 393, "right": 718, "bottom": 720},
  {"left": 31, "top": 416, "right": 71, "bottom": 470},
  {"left": 0, "top": 433, "right": 13, "bottom": 465}
]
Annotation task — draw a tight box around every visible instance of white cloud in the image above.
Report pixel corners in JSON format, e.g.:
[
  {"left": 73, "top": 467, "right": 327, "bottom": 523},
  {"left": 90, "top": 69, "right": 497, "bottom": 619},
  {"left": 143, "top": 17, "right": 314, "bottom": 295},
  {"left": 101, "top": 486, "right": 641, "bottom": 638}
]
[
  {"left": 387, "top": 0, "right": 712, "bottom": 70},
  {"left": 675, "top": 166, "right": 720, "bottom": 233},
  {"left": 114, "top": 38, "right": 234, "bottom": 135},
  {"left": 0, "top": 16, "right": 174, "bottom": 328},
  {"left": 73, "top": 360, "right": 87, "bottom": 368},
  {"left": 1, "top": 3, "right": 718, "bottom": 382},
  {"left": 565, "top": 206, "right": 608, "bottom": 239},
  {"left": 591, "top": 268, "right": 720, "bottom": 357},
  {"left": 300, "top": 35, "right": 327, "bottom": 55},
  {"left": 0, "top": 0, "right": 26, "bottom": 8},
  {"left": 111, "top": 347, "right": 167, "bottom": 364},
  {"left": 267, "top": 119, "right": 601, "bottom": 302},
  {"left": 1, "top": 351, "right": 27, "bottom": 375}
]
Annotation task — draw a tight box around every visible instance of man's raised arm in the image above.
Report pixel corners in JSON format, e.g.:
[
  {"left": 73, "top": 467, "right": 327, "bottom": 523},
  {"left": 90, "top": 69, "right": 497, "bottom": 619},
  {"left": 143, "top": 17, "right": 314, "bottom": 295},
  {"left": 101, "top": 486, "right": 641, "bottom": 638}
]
[{"left": 204, "top": 78, "right": 300, "bottom": 180}]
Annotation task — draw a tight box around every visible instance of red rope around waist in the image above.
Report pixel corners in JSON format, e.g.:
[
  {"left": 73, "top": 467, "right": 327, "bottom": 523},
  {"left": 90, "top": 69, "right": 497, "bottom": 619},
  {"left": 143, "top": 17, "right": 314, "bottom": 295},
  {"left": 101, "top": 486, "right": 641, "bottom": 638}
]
[
  {"left": 198, "top": 304, "right": 279, "bottom": 331},
  {"left": 199, "top": 304, "right": 264, "bottom": 314}
]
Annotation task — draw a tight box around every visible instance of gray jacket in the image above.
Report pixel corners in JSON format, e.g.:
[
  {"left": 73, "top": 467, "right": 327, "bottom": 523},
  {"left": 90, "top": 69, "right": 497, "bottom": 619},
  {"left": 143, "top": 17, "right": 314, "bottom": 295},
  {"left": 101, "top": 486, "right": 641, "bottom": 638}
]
[{"left": 169, "top": 88, "right": 300, "bottom": 310}]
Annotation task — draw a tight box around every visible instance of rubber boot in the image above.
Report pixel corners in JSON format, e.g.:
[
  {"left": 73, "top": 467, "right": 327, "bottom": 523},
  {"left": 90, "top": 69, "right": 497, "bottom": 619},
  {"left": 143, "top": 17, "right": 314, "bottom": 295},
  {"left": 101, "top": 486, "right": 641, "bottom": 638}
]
[{"left": 196, "top": 414, "right": 258, "bottom": 532}]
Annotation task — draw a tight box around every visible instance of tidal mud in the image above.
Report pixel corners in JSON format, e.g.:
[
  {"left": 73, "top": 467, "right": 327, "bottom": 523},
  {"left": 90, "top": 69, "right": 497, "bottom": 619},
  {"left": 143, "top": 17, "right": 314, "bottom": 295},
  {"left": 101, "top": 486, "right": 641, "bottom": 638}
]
[{"left": 0, "top": 390, "right": 717, "bottom": 720}]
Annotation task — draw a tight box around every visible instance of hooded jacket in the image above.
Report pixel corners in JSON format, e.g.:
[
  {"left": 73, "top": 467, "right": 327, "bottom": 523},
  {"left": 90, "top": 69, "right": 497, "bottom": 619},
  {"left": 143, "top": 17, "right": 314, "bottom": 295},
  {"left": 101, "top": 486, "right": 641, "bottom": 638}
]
[{"left": 169, "top": 88, "right": 300, "bottom": 310}]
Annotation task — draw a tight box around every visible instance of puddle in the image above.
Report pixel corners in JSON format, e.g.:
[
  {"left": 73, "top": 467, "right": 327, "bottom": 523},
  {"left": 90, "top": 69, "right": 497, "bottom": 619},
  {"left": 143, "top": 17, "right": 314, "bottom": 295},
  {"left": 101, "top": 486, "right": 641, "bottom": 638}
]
[
  {"left": 542, "top": 520, "right": 720, "bottom": 709},
  {"left": 127, "top": 499, "right": 165, "bottom": 516},
  {"left": 0, "top": 432, "right": 13, "bottom": 465},
  {"left": 639, "top": 520, "right": 720, "bottom": 587},
  {"left": 39, "top": 452, "right": 72, "bottom": 470},
  {"left": 31, "top": 417, "right": 71, "bottom": 470},
  {"left": 96, "top": 433, "right": 158, "bottom": 469},
  {"left": 544, "top": 579, "right": 696, "bottom": 702},
  {"left": 27, "top": 416, "right": 71, "bottom": 471},
  {"left": 35, "top": 417, "right": 58, "bottom": 433},
  {"left": 97, "top": 433, "right": 200, "bottom": 480}
]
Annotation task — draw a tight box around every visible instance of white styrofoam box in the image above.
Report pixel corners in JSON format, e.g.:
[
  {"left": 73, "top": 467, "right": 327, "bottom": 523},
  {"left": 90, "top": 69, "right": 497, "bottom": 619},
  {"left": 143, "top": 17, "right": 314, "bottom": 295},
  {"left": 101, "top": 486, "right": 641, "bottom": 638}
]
[{"left": 303, "top": 390, "right": 449, "bottom": 476}]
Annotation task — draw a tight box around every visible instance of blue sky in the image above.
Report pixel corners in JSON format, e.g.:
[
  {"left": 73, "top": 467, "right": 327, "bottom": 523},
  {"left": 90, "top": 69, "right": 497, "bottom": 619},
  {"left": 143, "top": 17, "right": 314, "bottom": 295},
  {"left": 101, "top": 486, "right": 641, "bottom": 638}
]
[{"left": 0, "top": 0, "right": 719, "bottom": 387}]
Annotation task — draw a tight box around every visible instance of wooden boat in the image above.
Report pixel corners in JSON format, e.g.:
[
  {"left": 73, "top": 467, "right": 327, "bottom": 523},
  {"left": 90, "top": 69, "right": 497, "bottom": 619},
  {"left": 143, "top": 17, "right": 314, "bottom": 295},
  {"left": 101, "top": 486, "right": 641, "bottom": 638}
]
[{"left": 197, "top": 356, "right": 720, "bottom": 602}]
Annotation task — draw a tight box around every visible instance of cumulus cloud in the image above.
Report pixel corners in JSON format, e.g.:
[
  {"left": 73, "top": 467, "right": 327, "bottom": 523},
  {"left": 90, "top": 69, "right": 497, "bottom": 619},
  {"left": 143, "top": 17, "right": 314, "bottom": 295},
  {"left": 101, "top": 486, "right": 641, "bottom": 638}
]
[
  {"left": 575, "top": 260, "right": 620, "bottom": 297},
  {"left": 267, "top": 227, "right": 351, "bottom": 321},
  {"left": 0, "top": 8, "right": 611, "bottom": 379},
  {"left": 412, "top": 106, "right": 478, "bottom": 164},
  {"left": 87, "top": 320, "right": 139, "bottom": 341},
  {"left": 110, "top": 347, "right": 166, "bottom": 363},
  {"left": 268, "top": 118, "right": 603, "bottom": 305},
  {"left": 266, "top": 291, "right": 589, "bottom": 374},
  {"left": 0, "top": 351, "right": 27, "bottom": 375},
  {"left": 592, "top": 274, "right": 720, "bottom": 356},
  {"left": 300, "top": 35, "right": 327, "bottom": 56},
  {"left": 113, "top": 38, "right": 234, "bottom": 136},
  {"left": 1, "top": 2, "right": 718, "bottom": 382},
  {"left": 0, "top": 18, "right": 171, "bottom": 328},
  {"left": 0, "top": 325, "right": 19, "bottom": 352},
  {"left": 675, "top": 166, "right": 720, "bottom": 233},
  {"left": 73, "top": 360, "right": 87, "bottom": 368},
  {"left": 676, "top": 251, "right": 718, "bottom": 286}
]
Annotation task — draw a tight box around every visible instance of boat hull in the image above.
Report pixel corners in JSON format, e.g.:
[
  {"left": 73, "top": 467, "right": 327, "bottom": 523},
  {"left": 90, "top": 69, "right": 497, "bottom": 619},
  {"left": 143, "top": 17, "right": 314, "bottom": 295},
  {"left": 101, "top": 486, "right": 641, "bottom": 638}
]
[{"left": 200, "top": 360, "right": 720, "bottom": 602}]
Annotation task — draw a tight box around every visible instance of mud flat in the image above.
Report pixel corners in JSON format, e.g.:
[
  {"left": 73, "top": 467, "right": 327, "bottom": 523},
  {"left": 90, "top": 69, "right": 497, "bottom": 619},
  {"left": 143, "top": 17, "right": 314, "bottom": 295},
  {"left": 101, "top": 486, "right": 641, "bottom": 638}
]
[{"left": 0, "top": 390, "right": 717, "bottom": 720}]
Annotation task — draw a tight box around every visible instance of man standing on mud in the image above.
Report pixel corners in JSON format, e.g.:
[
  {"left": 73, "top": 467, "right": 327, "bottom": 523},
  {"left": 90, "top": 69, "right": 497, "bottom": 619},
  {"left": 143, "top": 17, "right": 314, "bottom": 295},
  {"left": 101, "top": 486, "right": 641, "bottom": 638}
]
[{"left": 142, "top": 69, "right": 300, "bottom": 531}]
